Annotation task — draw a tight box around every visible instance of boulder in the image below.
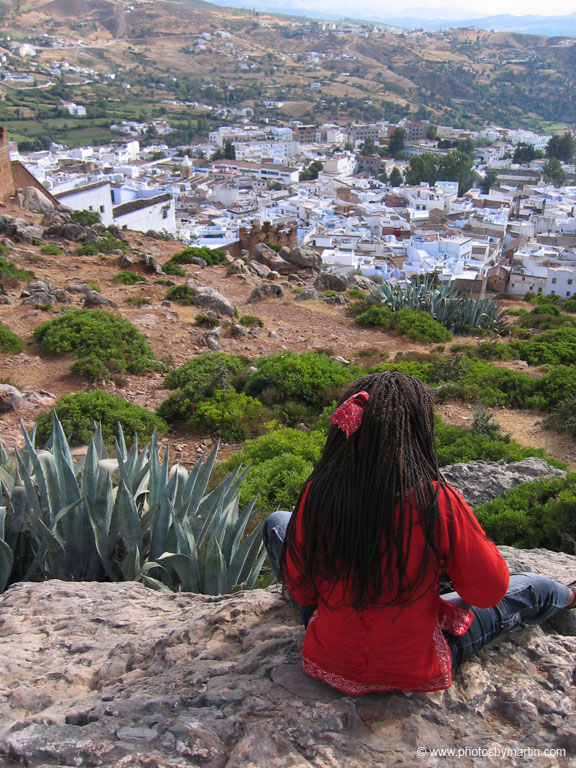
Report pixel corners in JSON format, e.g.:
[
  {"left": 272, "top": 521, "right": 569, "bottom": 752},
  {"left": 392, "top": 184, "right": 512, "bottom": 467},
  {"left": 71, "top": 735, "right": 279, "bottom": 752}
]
[
  {"left": 61, "top": 222, "right": 87, "bottom": 242},
  {"left": 294, "top": 288, "right": 320, "bottom": 302},
  {"left": 246, "top": 283, "right": 285, "bottom": 303},
  {"left": 442, "top": 457, "right": 567, "bottom": 509},
  {"left": 347, "top": 274, "right": 377, "bottom": 292},
  {"left": 0, "top": 384, "right": 23, "bottom": 412},
  {"left": 199, "top": 326, "right": 222, "bottom": 351},
  {"left": 0, "top": 541, "right": 574, "bottom": 768},
  {"left": 228, "top": 259, "right": 249, "bottom": 276},
  {"left": 189, "top": 283, "right": 235, "bottom": 318},
  {"left": 117, "top": 254, "right": 136, "bottom": 269},
  {"left": 248, "top": 260, "right": 272, "bottom": 279},
  {"left": 287, "top": 246, "right": 322, "bottom": 269},
  {"left": 229, "top": 323, "right": 248, "bottom": 337},
  {"left": 66, "top": 282, "right": 96, "bottom": 295},
  {"left": 16, "top": 186, "right": 54, "bottom": 214},
  {"left": 138, "top": 253, "right": 164, "bottom": 274},
  {"left": 252, "top": 243, "right": 292, "bottom": 274},
  {"left": 314, "top": 272, "right": 347, "bottom": 292},
  {"left": 83, "top": 291, "right": 118, "bottom": 309}
]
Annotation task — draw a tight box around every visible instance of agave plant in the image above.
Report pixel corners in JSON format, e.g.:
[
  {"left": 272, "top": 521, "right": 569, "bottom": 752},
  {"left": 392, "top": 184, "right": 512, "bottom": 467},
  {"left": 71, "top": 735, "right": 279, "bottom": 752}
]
[
  {"left": 371, "top": 274, "right": 507, "bottom": 334},
  {"left": 0, "top": 414, "right": 265, "bottom": 595}
]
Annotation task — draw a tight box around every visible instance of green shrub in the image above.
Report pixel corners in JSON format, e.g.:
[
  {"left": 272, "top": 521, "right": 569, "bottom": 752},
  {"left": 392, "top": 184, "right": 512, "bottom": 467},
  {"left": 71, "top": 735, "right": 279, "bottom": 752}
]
[
  {"left": 127, "top": 297, "right": 151, "bottom": 308},
  {"left": 0, "top": 257, "right": 34, "bottom": 283},
  {"left": 215, "top": 427, "right": 327, "bottom": 513},
  {"left": 264, "top": 241, "right": 282, "bottom": 253},
  {"left": 71, "top": 210, "right": 101, "bottom": 227},
  {"left": 0, "top": 322, "right": 24, "bottom": 354},
  {"left": 239, "top": 314, "right": 264, "bottom": 328},
  {"left": 188, "top": 390, "right": 271, "bottom": 441},
  {"left": 163, "top": 261, "right": 187, "bottom": 277},
  {"left": 508, "top": 326, "right": 576, "bottom": 366},
  {"left": 346, "top": 288, "right": 365, "bottom": 300},
  {"left": 245, "top": 351, "right": 359, "bottom": 409},
  {"left": 76, "top": 232, "right": 128, "bottom": 256},
  {"left": 392, "top": 309, "right": 452, "bottom": 343},
  {"left": 545, "top": 393, "right": 576, "bottom": 438},
  {"left": 112, "top": 270, "right": 147, "bottom": 285},
  {"left": 195, "top": 313, "right": 220, "bottom": 327},
  {"left": 323, "top": 290, "right": 338, "bottom": 298},
  {"left": 474, "top": 475, "right": 576, "bottom": 552},
  {"left": 354, "top": 304, "right": 394, "bottom": 328},
  {"left": 35, "top": 390, "right": 167, "bottom": 448},
  {"left": 40, "top": 244, "right": 63, "bottom": 255},
  {"left": 165, "top": 285, "right": 197, "bottom": 305},
  {"left": 34, "top": 310, "right": 161, "bottom": 381},
  {"left": 153, "top": 278, "right": 174, "bottom": 286},
  {"left": 164, "top": 246, "right": 226, "bottom": 272}
]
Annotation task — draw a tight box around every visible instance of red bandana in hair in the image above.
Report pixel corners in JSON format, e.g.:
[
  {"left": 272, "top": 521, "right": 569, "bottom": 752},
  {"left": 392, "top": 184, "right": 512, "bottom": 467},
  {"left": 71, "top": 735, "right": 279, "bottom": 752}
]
[{"left": 329, "top": 391, "right": 369, "bottom": 438}]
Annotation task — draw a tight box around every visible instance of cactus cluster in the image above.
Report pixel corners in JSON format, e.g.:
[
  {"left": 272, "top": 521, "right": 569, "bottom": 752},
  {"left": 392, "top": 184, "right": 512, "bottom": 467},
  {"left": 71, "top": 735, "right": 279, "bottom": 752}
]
[{"left": 0, "top": 415, "right": 265, "bottom": 595}]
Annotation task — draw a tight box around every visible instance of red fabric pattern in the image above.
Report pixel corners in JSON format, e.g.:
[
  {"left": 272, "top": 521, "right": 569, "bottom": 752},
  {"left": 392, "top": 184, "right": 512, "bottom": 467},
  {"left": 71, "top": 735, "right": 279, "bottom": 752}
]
[
  {"left": 329, "top": 391, "right": 370, "bottom": 438},
  {"left": 284, "top": 483, "right": 510, "bottom": 695}
]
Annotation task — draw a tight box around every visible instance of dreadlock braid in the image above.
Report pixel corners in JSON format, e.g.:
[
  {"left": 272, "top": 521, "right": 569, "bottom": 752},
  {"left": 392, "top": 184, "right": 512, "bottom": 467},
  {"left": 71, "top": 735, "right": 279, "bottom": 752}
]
[{"left": 282, "top": 371, "right": 453, "bottom": 611}]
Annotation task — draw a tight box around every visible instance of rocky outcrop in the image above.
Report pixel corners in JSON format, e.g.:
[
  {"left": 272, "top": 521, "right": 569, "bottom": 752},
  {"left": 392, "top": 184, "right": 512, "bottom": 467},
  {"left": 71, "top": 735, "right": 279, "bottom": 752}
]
[
  {"left": 314, "top": 271, "right": 347, "bottom": 292},
  {"left": 252, "top": 243, "right": 292, "bottom": 275},
  {"left": 442, "top": 457, "right": 567, "bottom": 508},
  {"left": 16, "top": 186, "right": 55, "bottom": 214},
  {"left": 286, "top": 246, "right": 322, "bottom": 270},
  {"left": 0, "top": 215, "right": 43, "bottom": 244},
  {"left": 294, "top": 288, "right": 320, "bottom": 302},
  {"left": 20, "top": 280, "right": 72, "bottom": 307},
  {"left": 188, "top": 281, "right": 235, "bottom": 318},
  {"left": 246, "top": 283, "right": 285, "bottom": 303},
  {"left": 0, "top": 544, "right": 574, "bottom": 768}
]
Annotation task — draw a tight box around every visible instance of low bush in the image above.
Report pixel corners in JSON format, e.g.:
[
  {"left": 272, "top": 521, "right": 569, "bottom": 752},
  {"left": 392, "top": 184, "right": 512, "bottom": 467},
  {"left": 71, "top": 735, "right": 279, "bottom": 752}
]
[
  {"left": 187, "top": 390, "right": 271, "bottom": 442},
  {"left": 195, "top": 313, "right": 219, "bottom": 327},
  {"left": 35, "top": 390, "right": 168, "bottom": 448},
  {"left": 165, "top": 285, "right": 197, "bottom": 305},
  {"left": 0, "top": 322, "right": 24, "bottom": 354},
  {"left": 112, "top": 270, "right": 147, "bottom": 285},
  {"left": 71, "top": 210, "right": 101, "bottom": 227},
  {"left": 239, "top": 314, "right": 264, "bottom": 328},
  {"left": 163, "top": 262, "right": 187, "bottom": 277},
  {"left": 40, "top": 244, "right": 63, "bottom": 256},
  {"left": 76, "top": 232, "right": 128, "bottom": 256},
  {"left": 164, "top": 246, "right": 226, "bottom": 272},
  {"left": 474, "top": 475, "right": 576, "bottom": 552},
  {"left": 127, "top": 297, "right": 151, "bottom": 308},
  {"left": 245, "top": 351, "right": 359, "bottom": 408},
  {"left": 392, "top": 309, "right": 453, "bottom": 343},
  {"left": 34, "top": 310, "right": 161, "bottom": 381},
  {"left": 0, "top": 257, "right": 34, "bottom": 283},
  {"left": 346, "top": 288, "right": 365, "bottom": 300}
]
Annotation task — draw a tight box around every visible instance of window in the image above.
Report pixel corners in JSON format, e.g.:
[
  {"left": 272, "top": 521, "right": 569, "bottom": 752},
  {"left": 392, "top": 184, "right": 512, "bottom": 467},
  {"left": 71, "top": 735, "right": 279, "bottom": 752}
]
[
  {"left": 567, "top": 292, "right": 572, "bottom": 297},
  {"left": 569, "top": 279, "right": 573, "bottom": 285},
  {"left": 100, "top": 205, "right": 105, "bottom": 213},
  {"left": 538, "top": 287, "right": 543, "bottom": 293},
  {"left": 552, "top": 278, "right": 557, "bottom": 284}
]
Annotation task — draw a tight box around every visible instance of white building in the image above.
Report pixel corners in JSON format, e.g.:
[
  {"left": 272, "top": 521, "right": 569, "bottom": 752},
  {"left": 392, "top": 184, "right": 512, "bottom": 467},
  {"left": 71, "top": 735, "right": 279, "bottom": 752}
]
[
  {"left": 113, "top": 193, "right": 176, "bottom": 234},
  {"left": 54, "top": 181, "right": 114, "bottom": 226}
]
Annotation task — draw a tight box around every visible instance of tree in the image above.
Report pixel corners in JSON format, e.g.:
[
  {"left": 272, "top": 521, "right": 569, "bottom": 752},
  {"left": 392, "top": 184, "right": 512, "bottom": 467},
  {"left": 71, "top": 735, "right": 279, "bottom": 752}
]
[
  {"left": 223, "top": 139, "right": 236, "bottom": 160},
  {"left": 513, "top": 143, "right": 541, "bottom": 164},
  {"left": 437, "top": 151, "right": 475, "bottom": 195},
  {"left": 405, "top": 153, "right": 438, "bottom": 186},
  {"left": 425, "top": 125, "right": 437, "bottom": 140},
  {"left": 360, "top": 138, "right": 377, "bottom": 156},
  {"left": 480, "top": 168, "right": 499, "bottom": 194},
  {"left": 388, "top": 128, "right": 406, "bottom": 158},
  {"left": 546, "top": 133, "right": 575, "bottom": 163},
  {"left": 389, "top": 166, "right": 403, "bottom": 187},
  {"left": 543, "top": 158, "right": 566, "bottom": 187},
  {"left": 299, "top": 160, "right": 324, "bottom": 181}
]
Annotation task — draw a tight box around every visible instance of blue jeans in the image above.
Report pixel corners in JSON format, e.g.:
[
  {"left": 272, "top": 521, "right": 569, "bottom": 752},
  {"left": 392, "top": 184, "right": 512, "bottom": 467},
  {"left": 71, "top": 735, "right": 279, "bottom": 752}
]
[{"left": 263, "top": 511, "right": 571, "bottom": 669}]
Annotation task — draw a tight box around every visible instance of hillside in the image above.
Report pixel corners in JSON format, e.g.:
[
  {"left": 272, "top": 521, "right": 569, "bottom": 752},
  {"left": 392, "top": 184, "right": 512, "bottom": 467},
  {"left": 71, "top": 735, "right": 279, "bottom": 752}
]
[
  {"left": 1, "top": 0, "right": 576, "bottom": 148},
  {"left": 1, "top": 201, "right": 574, "bottom": 474}
]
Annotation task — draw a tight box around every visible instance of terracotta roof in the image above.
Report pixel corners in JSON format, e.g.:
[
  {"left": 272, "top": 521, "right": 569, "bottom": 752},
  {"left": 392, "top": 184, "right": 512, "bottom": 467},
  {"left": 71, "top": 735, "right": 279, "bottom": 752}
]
[{"left": 113, "top": 193, "right": 172, "bottom": 218}]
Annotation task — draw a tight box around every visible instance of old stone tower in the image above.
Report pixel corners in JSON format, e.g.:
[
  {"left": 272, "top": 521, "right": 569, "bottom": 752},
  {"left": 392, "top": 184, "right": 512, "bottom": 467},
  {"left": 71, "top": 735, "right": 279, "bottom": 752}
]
[{"left": 0, "top": 127, "right": 15, "bottom": 200}]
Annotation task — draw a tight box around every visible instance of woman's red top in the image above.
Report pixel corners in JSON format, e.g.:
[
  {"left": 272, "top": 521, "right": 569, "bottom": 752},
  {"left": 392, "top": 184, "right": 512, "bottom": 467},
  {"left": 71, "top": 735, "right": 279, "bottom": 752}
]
[{"left": 284, "top": 482, "right": 510, "bottom": 695}]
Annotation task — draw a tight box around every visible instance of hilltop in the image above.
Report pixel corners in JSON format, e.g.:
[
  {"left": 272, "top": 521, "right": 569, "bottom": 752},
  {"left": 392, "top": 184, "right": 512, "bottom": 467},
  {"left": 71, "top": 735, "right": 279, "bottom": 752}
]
[{"left": 1, "top": 0, "right": 576, "bottom": 149}]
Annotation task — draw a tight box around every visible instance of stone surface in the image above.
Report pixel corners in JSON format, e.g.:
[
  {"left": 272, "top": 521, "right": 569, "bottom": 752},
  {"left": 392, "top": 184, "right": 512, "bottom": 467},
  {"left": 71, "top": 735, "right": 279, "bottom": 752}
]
[
  {"left": 286, "top": 246, "right": 322, "bottom": 269},
  {"left": 16, "top": 186, "right": 54, "bottom": 214},
  {"left": 442, "top": 457, "right": 566, "bottom": 508},
  {"left": 246, "top": 283, "right": 285, "bottom": 303},
  {"left": 294, "top": 288, "right": 320, "bottom": 302},
  {"left": 314, "top": 272, "right": 348, "bottom": 292},
  {"left": 252, "top": 244, "right": 292, "bottom": 275},
  {"left": 0, "top": 545, "right": 575, "bottom": 768},
  {"left": 188, "top": 282, "right": 235, "bottom": 318},
  {"left": 83, "top": 290, "right": 119, "bottom": 309}
]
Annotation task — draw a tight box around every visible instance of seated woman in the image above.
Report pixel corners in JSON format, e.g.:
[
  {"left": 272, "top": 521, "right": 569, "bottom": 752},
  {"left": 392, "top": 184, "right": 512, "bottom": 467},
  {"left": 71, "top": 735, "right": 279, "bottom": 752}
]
[{"left": 263, "top": 371, "right": 575, "bottom": 695}]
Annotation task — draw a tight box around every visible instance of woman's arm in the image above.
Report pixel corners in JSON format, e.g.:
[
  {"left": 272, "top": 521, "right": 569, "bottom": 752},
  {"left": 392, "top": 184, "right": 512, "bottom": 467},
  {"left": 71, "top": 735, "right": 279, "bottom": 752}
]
[{"left": 443, "top": 485, "right": 510, "bottom": 609}]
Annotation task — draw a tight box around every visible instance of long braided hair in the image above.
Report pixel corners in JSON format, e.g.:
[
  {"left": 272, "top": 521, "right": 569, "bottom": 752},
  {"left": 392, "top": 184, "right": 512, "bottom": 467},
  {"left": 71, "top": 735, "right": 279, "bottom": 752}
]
[{"left": 282, "top": 371, "right": 453, "bottom": 610}]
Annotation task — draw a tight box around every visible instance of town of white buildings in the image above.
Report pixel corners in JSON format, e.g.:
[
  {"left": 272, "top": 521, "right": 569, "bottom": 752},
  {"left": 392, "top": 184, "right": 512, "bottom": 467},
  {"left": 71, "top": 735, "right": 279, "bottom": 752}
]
[{"left": 10, "top": 116, "right": 576, "bottom": 300}]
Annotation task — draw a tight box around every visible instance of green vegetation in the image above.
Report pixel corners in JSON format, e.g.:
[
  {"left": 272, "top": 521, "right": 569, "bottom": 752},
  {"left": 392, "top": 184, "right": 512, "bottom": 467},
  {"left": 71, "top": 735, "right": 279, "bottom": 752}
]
[
  {"left": 71, "top": 210, "right": 101, "bottom": 227},
  {"left": 0, "top": 418, "right": 264, "bottom": 594},
  {"left": 76, "top": 232, "right": 129, "bottom": 256},
  {"left": 475, "top": 475, "right": 576, "bottom": 553},
  {"left": 188, "top": 390, "right": 271, "bottom": 442},
  {"left": 40, "top": 244, "right": 63, "bottom": 256},
  {"left": 112, "top": 270, "right": 147, "bottom": 285},
  {"left": 163, "top": 246, "right": 226, "bottom": 274},
  {"left": 34, "top": 309, "right": 162, "bottom": 381},
  {"left": 0, "top": 257, "right": 34, "bottom": 283},
  {"left": 165, "top": 285, "right": 197, "bottom": 305},
  {"left": 0, "top": 322, "right": 24, "bottom": 354},
  {"left": 35, "top": 390, "right": 168, "bottom": 448},
  {"left": 195, "top": 313, "right": 220, "bottom": 327},
  {"left": 355, "top": 305, "right": 452, "bottom": 343},
  {"left": 239, "top": 315, "right": 264, "bottom": 328}
]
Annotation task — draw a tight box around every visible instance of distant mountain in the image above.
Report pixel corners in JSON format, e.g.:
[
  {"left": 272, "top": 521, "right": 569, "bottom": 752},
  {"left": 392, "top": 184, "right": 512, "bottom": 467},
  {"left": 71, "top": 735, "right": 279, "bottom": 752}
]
[{"left": 208, "top": 0, "right": 576, "bottom": 37}]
